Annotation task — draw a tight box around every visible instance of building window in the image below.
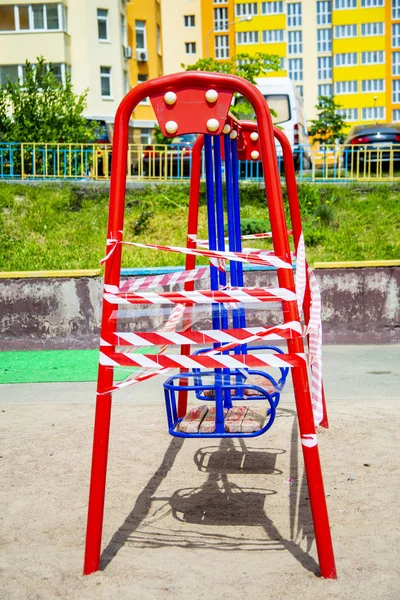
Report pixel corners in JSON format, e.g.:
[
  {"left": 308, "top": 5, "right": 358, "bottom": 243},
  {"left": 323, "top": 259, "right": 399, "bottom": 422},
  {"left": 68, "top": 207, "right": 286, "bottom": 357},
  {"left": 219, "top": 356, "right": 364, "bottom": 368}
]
[
  {"left": 48, "top": 63, "right": 67, "bottom": 84},
  {"left": 262, "top": 29, "right": 285, "bottom": 43},
  {"left": 334, "top": 53, "right": 358, "bottom": 66},
  {"left": 184, "top": 15, "right": 195, "bottom": 27},
  {"left": 288, "top": 58, "right": 303, "bottom": 81},
  {"left": 317, "top": 28, "right": 332, "bottom": 52},
  {"left": 337, "top": 108, "right": 358, "bottom": 121},
  {"left": 156, "top": 25, "right": 161, "bottom": 54},
  {"left": 361, "top": 79, "right": 384, "bottom": 92},
  {"left": 213, "top": 0, "right": 227, "bottom": 3},
  {"left": 235, "top": 2, "right": 258, "bottom": 16},
  {"left": 297, "top": 85, "right": 303, "bottom": 97},
  {"left": 393, "top": 24, "right": 400, "bottom": 48},
  {"left": 236, "top": 31, "right": 259, "bottom": 45},
  {"left": 318, "top": 83, "right": 333, "bottom": 96},
  {"left": 0, "top": 65, "right": 19, "bottom": 84},
  {"left": 316, "top": 1, "right": 331, "bottom": 25},
  {"left": 97, "top": 9, "right": 108, "bottom": 41},
  {"left": 138, "top": 73, "right": 149, "bottom": 104},
  {"left": 334, "top": 0, "right": 357, "bottom": 8},
  {"left": 215, "top": 35, "right": 229, "bottom": 58},
  {"left": 393, "top": 80, "right": 400, "bottom": 104},
  {"left": 334, "top": 25, "right": 357, "bottom": 38},
  {"left": 360, "top": 22, "right": 384, "bottom": 37},
  {"left": 185, "top": 42, "right": 196, "bottom": 54},
  {"left": 318, "top": 56, "right": 332, "bottom": 80},
  {"left": 361, "top": 51, "right": 385, "bottom": 65},
  {"left": 120, "top": 14, "right": 127, "bottom": 46},
  {"left": 360, "top": 0, "right": 384, "bottom": 6},
  {"left": 0, "top": 3, "right": 67, "bottom": 33},
  {"left": 135, "top": 20, "right": 146, "bottom": 50},
  {"left": 214, "top": 7, "right": 228, "bottom": 31},
  {"left": 288, "top": 30, "right": 302, "bottom": 54},
  {"left": 335, "top": 80, "right": 358, "bottom": 94},
  {"left": 287, "top": 3, "right": 302, "bottom": 28},
  {"left": 123, "top": 70, "right": 129, "bottom": 96},
  {"left": 362, "top": 107, "right": 385, "bottom": 120},
  {"left": 393, "top": 0, "right": 400, "bottom": 19},
  {"left": 100, "top": 66, "right": 112, "bottom": 97},
  {"left": 140, "top": 128, "right": 152, "bottom": 145},
  {"left": 0, "top": 6, "right": 16, "bottom": 31},
  {"left": 32, "top": 3, "right": 60, "bottom": 29},
  {"left": 393, "top": 109, "right": 400, "bottom": 122},
  {"left": 0, "top": 62, "right": 69, "bottom": 85},
  {"left": 261, "top": 2, "right": 284, "bottom": 14},
  {"left": 393, "top": 53, "right": 400, "bottom": 76}
]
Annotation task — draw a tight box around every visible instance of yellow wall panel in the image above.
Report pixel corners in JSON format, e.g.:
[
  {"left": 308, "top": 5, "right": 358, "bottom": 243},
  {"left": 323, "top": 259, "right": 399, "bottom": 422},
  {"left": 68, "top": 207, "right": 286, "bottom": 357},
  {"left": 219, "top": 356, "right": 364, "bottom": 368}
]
[
  {"left": 333, "top": 38, "right": 385, "bottom": 53},
  {"left": 258, "top": 42, "right": 286, "bottom": 56},
  {"left": 332, "top": 8, "right": 385, "bottom": 26}
]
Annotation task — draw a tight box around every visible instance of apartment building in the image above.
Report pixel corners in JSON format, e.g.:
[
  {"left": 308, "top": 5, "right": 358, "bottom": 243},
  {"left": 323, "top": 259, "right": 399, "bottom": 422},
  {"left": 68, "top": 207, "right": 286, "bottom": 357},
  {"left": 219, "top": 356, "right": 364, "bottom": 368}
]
[
  {"left": 127, "top": 0, "right": 163, "bottom": 143},
  {"left": 0, "top": 0, "right": 130, "bottom": 122},
  {"left": 161, "top": 0, "right": 203, "bottom": 73},
  {"left": 193, "top": 0, "right": 397, "bottom": 127},
  {"left": 390, "top": 0, "right": 400, "bottom": 122}
]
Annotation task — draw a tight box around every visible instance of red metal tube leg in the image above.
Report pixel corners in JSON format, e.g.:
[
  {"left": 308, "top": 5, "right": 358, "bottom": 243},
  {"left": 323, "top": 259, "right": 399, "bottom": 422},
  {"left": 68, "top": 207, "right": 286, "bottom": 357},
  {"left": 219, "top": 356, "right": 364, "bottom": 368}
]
[{"left": 83, "top": 383, "right": 113, "bottom": 574}]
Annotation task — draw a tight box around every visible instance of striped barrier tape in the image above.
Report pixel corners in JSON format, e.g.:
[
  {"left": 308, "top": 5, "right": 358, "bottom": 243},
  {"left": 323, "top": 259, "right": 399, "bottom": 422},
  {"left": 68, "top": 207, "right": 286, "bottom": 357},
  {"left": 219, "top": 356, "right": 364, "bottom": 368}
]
[
  {"left": 188, "top": 230, "right": 293, "bottom": 243},
  {"left": 100, "top": 349, "right": 306, "bottom": 370},
  {"left": 307, "top": 265, "right": 323, "bottom": 427},
  {"left": 295, "top": 232, "right": 307, "bottom": 317},
  {"left": 294, "top": 231, "right": 323, "bottom": 427},
  {"left": 100, "top": 321, "right": 303, "bottom": 347},
  {"left": 99, "top": 302, "right": 187, "bottom": 393},
  {"left": 106, "top": 267, "right": 210, "bottom": 293},
  {"left": 103, "top": 287, "right": 297, "bottom": 306},
  {"left": 101, "top": 239, "right": 292, "bottom": 270}
]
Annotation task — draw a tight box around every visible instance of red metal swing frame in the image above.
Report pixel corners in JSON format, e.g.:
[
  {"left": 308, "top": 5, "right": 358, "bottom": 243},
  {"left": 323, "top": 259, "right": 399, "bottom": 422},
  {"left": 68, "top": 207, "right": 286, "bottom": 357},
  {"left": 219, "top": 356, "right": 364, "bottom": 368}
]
[{"left": 83, "top": 72, "right": 336, "bottom": 579}]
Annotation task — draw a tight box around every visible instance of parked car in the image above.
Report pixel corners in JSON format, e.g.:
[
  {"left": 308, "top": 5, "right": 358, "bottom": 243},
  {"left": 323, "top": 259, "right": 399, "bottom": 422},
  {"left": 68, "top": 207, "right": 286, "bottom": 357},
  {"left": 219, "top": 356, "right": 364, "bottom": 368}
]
[
  {"left": 142, "top": 133, "right": 197, "bottom": 178},
  {"left": 342, "top": 124, "right": 400, "bottom": 171}
]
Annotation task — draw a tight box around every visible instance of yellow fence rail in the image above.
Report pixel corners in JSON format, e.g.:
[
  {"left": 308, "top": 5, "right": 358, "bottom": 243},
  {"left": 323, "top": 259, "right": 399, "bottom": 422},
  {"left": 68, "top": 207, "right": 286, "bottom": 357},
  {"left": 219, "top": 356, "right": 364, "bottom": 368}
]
[{"left": 1, "top": 142, "right": 400, "bottom": 183}]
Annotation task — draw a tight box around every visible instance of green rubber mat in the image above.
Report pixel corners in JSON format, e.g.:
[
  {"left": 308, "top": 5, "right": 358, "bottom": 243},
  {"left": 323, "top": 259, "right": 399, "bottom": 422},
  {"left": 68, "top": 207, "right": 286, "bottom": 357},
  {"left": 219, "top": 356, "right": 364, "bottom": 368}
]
[{"left": 0, "top": 348, "right": 155, "bottom": 384}]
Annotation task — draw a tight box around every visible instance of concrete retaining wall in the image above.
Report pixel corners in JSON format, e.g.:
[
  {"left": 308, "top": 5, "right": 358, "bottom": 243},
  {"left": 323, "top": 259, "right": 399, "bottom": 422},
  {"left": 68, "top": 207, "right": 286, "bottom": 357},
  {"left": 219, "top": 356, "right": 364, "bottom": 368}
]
[{"left": 0, "top": 267, "right": 399, "bottom": 350}]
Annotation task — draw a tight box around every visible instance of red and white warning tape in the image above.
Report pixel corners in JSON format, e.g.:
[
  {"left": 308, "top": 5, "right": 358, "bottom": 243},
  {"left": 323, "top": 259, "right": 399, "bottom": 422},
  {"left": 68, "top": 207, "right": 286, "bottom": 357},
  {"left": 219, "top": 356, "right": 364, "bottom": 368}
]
[
  {"left": 99, "top": 229, "right": 324, "bottom": 428},
  {"left": 100, "top": 302, "right": 186, "bottom": 393},
  {"left": 100, "top": 320, "right": 303, "bottom": 347},
  {"left": 103, "top": 287, "right": 297, "bottom": 306},
  {"left": 307, "top": 265, "right": 323, "bottom": 427},
  {"left": 106, "top": 266, "right": 209, "bottom": 294},
  {"left": 100, "top": 348, "right": 306, "bottom": 370},
  {"left": 101, "top": 239, "right": 292, "bottom": 270},
  {"left": 188, "top": 230, "right": 293, "bottom": 244}
]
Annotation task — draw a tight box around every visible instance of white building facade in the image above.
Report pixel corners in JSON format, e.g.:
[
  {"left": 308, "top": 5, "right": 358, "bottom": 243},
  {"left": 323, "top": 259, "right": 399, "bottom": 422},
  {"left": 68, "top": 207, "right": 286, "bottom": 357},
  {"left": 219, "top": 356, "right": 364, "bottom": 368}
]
[{"left": 0, "top": 0, "right": 130, "bottom": 121}]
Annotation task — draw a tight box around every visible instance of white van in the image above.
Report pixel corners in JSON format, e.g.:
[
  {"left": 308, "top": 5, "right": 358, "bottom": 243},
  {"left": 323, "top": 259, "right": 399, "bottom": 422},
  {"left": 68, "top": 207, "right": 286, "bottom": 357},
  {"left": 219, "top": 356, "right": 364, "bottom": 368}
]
[{"left": 236, "top": 77, "right": 311, "bottom": 168}]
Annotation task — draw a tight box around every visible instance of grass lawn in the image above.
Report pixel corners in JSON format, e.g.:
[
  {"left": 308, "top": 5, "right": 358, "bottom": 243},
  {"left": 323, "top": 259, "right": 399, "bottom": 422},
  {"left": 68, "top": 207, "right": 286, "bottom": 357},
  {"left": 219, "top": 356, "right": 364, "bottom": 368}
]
[{"left": 0, "top": 182, "right": 399, "bottom": 271}]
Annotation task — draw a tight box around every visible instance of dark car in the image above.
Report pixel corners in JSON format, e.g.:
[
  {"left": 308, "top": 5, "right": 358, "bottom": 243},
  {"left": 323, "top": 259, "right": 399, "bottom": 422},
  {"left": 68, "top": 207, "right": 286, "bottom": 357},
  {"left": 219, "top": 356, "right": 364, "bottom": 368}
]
[
  {"left": 342, "top": 124, "right": 400, "bottom": 172},
  {"left": 142, "top": 133, "right": 197, "bottom": 178}
]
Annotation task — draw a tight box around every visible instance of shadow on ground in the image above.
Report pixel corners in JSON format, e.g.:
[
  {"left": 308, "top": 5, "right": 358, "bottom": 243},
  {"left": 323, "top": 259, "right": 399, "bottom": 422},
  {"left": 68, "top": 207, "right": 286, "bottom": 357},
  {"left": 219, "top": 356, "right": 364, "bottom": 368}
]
[{"left": 101, "top": 408, "right": 318, "bottom": 575}]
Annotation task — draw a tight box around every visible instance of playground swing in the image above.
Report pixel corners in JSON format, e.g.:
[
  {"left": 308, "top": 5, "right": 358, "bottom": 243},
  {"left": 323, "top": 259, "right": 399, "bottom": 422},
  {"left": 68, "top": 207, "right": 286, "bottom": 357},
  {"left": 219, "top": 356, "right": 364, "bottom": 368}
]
[
  {"left": 163, "top": 126, "right": 291, "bottom": 437},
  {"left": 84, "top": 72, "right": 336, "bottom": 579}
]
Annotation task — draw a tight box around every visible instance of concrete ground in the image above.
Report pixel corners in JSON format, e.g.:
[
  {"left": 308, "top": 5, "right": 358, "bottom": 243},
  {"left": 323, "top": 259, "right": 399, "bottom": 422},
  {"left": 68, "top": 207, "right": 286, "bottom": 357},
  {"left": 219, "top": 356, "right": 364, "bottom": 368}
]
[{"left": 1, "top": 345, "right": 399, "bottom": 599}]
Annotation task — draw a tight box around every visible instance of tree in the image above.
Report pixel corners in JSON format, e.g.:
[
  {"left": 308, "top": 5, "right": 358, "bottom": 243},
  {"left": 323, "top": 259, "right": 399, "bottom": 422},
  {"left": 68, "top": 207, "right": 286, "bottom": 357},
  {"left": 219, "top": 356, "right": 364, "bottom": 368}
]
[
  {"left": 182, "top": 53, "right": 281, "bottom": 118},
  {"left": 153, "top": 124, "right": 170, "bottom": 145},
  {"left": 308, "top": 96, "right": 346, "bottom": 144},
  {"left": 0, "top": 57, "right": 97, "bottom": 143}
]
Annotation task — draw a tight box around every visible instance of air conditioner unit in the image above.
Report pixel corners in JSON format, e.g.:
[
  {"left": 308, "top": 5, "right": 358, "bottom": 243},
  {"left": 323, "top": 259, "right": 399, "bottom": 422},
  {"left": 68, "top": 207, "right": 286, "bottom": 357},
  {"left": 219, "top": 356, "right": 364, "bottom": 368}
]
[
  {"left": 136, "top": 49, "right": 148, "bottom": 62},
  {"left": 124, "top": 46, "right": 133, "bottom": 59}
]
